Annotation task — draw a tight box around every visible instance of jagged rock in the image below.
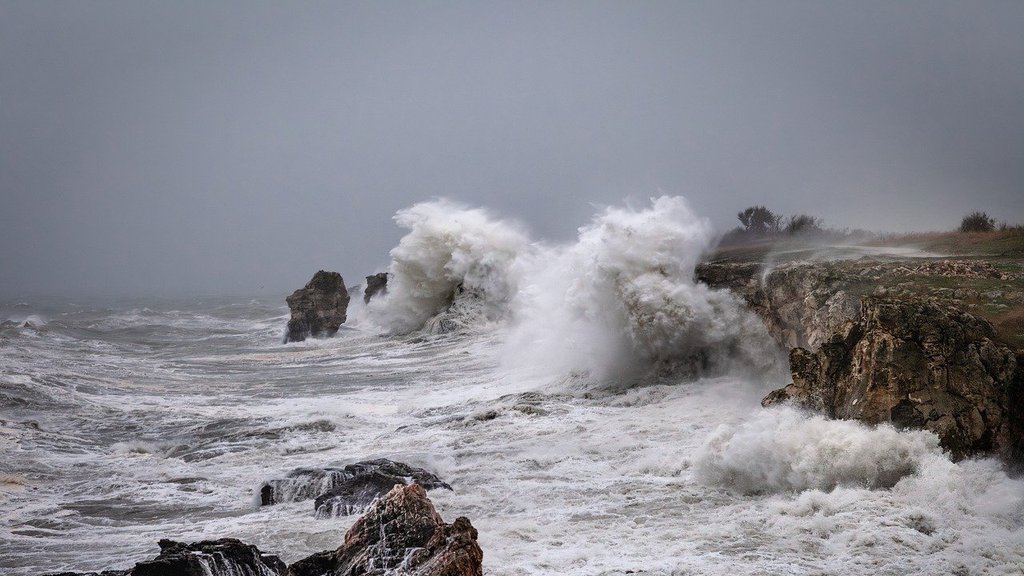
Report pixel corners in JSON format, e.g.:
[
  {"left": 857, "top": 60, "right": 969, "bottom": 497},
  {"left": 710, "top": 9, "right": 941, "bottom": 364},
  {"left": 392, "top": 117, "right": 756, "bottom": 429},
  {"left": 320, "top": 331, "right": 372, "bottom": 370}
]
[
  {"left": 258, "top": 459, "right": 451, "bottom": 518},
  {"left": 287, "top": 484, "right": 482, "bottom": 576},
  {"left": 363, "top": 272, "right": 389, "bottom": 304},
  {"left": 284, "top": 271, "right": 350, "bottom": 343},
  {"left": 763, "top": 297, "right": 1024, "bottom": 462}
]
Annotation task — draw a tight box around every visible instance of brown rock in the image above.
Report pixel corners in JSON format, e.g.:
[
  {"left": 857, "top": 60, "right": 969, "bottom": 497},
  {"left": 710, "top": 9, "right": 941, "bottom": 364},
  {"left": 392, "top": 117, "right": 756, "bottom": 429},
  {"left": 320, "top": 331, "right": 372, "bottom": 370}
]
[
  {"left": 284, "top": 271, "right": 350, "bottom": 343},
  {"left": 763, "top": 296, "right": 1024, "bottom": 463},
  {"left": 287, "top": 484, "right": 482, "bottom": 576}
]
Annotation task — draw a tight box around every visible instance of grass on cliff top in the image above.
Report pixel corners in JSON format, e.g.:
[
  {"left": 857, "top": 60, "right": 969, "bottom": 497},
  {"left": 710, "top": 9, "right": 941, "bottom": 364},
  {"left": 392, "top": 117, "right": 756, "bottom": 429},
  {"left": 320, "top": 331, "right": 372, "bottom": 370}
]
[
  {"left": 703, "top": 230, "right": 1024, "bottom": 351},
  {"left": 869, "top": 229, "right": 1024, "bottom": 259}
]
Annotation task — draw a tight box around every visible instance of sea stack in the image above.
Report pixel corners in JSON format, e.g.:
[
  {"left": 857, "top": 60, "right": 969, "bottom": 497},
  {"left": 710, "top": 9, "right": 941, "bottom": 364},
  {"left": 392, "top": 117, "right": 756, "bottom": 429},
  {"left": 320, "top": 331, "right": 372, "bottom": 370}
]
[
  {"left": 363, "top": 272, "right": 389, "bottom": 304},
  {"left": 284, "top": 271, "right": 350, "bottom": 343}
]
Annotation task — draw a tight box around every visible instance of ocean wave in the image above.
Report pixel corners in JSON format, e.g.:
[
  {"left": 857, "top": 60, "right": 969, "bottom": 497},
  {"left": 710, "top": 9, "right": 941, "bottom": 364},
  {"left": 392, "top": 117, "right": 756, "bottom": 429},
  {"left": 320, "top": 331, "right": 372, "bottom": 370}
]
[{"left": 694, "top": 406, "right": 944, "bottom": 494}]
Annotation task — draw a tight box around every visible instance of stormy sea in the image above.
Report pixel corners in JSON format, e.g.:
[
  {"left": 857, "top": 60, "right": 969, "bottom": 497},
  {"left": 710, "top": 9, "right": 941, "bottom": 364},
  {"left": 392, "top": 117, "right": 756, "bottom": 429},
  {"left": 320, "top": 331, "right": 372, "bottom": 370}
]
[{"left": 2, "top": 198, "right": 1022, "bottom": 575}]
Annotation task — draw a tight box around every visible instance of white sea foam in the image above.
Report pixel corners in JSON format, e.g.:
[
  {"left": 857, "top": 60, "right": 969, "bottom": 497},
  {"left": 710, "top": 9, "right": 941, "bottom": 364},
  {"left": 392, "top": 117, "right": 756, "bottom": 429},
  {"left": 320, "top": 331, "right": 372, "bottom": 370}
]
[
  {"left": 368, "top": 199, "right": 531, "bottom": 334},
  {"left": 694, "top": 406, "right": 945, "bottom": 493},
  {"left": 505, "top": 196, "right": 782, "bottom": 384}
]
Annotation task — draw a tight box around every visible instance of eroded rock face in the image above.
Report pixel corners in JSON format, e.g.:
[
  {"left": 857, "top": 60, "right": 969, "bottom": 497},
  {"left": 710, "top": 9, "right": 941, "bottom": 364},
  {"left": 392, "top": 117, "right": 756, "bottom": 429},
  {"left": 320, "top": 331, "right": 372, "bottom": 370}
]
[
  {"left": 259, "top": 459, "right": 452, "bottom": 518},
  {"left": 763, "top": 297, "right": 1024, "bottom": 462},
  {"left": 287, "top": 484, "right": 482, "bottom": 576},
  {"left": 284, "top": 271, "right": 350, "bottom": 343},
  {"left": 696, "top": 261, "right": 860, "bottom": 350}
]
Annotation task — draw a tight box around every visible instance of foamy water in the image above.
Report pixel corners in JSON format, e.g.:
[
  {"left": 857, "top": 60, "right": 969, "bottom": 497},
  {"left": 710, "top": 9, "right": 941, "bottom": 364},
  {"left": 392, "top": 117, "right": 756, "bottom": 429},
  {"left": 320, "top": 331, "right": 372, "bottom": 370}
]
[{"left": 2, "top": 198, "right": 1022, "bottom": 575}]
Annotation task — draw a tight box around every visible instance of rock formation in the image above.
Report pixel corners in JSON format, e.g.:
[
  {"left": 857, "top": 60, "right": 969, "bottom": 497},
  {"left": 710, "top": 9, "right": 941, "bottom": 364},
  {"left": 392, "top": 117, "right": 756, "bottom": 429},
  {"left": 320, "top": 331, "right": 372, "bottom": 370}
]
[
  {"left": 698, "top": 257, "right": 1024, "bottom": 465},
  {"left": 762, "top": 297, "right": 1023, "bottom": 462},
  {"left": 259, "top": 459, "right": 452, "bottom": 518},
  {"left": 133, "top": 539, "right": 286, "bottom": 576},
  {"left": 284, "top": 271, "right": 350, "bottom": 343},
  {"left": 287, "top": 484, "right": 482, "bottom": 576},
  {"left": 363, "top": 272, "right": 389, "bottom": 304}
]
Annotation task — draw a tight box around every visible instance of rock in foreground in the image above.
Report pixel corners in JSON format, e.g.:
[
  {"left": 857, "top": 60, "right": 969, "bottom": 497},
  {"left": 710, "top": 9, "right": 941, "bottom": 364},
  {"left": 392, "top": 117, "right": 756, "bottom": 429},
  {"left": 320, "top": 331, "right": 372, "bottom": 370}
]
[
  {"left": 287, "top": 484, "right": 482, "bottom": 576},
  {"left": 46, "top": 538, "right": 287, "bottom": 576},
  {"left": 285, "top": 271, "right": 350, "bottom": 343},
  {"left": 763, "top": 296, "right": 1024, "bottom": 462}
]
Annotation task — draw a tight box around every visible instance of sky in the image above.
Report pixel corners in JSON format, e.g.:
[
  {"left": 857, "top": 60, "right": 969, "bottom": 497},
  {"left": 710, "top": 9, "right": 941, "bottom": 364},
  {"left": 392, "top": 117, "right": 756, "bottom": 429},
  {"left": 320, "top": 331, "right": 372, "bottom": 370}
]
[{"left": 2, "top": 1, "right": 1022, "bottom": 298}]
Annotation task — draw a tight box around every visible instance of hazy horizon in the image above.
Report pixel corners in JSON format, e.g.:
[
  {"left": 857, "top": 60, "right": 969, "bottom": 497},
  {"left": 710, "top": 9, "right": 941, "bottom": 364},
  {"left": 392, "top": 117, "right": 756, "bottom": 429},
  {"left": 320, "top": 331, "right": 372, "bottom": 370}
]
[{"left": 3, "top": 1, "right": 1022, "bottom": 299}]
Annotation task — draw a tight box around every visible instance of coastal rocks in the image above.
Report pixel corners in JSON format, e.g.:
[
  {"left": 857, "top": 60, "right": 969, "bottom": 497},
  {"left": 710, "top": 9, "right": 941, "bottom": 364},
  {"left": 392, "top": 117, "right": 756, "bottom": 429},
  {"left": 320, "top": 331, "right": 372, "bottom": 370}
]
[
  {"left": 363, "top": 272, "right": 389, "bottom": 304},
  {"left": 133, "top": 539, "right": 286, "bottom": 576},
  {"left": 763, "top": 297, "right": 1024, "bottom": 462},
  {"left": 284, "top": 271, "right": 350, "bottom": 343},
  {"left": 287, "top": 484, "right": 482, "bottom": 576},
  {"left": 47, "top": 539, "right": 287, "bottom": 576},
  {"left": 259, "top": 459, "right": 451, "bottom": 517}
]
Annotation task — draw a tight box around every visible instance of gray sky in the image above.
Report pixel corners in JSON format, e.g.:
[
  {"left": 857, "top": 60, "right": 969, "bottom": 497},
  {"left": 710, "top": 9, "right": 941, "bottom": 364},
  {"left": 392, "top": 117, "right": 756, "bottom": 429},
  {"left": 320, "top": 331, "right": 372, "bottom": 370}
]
[{"left": 2, "top": 1, "right": 1022, "bottom": 298}]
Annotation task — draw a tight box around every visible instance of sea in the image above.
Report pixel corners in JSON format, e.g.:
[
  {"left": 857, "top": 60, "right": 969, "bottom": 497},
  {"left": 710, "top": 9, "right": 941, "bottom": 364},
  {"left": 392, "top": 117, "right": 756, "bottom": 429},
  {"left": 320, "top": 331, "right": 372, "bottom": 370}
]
[{"left": 2, "top": 197, "right": 1022, "bottom": 575}]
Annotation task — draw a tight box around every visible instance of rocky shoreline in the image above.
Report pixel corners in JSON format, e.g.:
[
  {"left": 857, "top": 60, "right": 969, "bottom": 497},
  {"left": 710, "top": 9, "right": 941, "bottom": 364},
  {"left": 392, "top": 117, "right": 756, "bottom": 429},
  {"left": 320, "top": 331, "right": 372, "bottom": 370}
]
[{"left": 47, "top": 470, "right": 480, "bottom": 576}]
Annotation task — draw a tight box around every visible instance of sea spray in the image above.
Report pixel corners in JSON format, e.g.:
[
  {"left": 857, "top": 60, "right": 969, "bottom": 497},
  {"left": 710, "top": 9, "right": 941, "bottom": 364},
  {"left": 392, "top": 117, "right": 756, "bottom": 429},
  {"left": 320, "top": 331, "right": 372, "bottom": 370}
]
[
  {"left": 504, "top": 196, "right": 782, "bottom": 384},
  {"left": 368, "top": 199, "right": 531, "bottom": 334}
]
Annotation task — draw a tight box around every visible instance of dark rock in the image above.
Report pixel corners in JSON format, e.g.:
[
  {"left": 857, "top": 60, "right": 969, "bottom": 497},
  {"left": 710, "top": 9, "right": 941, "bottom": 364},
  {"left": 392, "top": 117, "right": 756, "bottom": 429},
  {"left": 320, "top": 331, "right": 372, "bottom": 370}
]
[
  {"left": 763, "top": 297, "right": 1024, "bottom": 462},
  {"left": 258, "top": 459, "right": 451, "bottom": 518},
  {"left": 46, "top": 539, "right": 285, "bottom": 576},
  {"left": 284, "top": 271, "right": 350, "bottom": 343},
  {"left": 44, "top": 572, "right": 129, "bottom": 576},
  {"left": 363, "top": 272, "right": 389, "bottom": 304},
  {"left": 133, "top": 539, "right": 286, "bottom": 576},
  {"left": 287, "top": 484, "right": 482, "bottom": 576}
]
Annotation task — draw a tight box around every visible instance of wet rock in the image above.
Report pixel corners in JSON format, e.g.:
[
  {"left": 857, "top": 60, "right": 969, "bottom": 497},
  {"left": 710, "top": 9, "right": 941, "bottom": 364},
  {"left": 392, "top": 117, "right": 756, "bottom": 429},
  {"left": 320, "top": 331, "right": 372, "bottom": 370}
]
[
  {"left": 284, "top": 271, "right": 350, "bottom": 343},
  {"left": 133, "top": 539, "right": 286, "bottom": 576},
  {"left": 287, "top": 484, "right": 482, "bottom": 576},
  {"left": 46, "top": 539, "right": 285, "bottom": 576},
  {"left": 363, "top": 272, "right": 389, "bottom": 304},
  {"left": 44, "top": 572, "right": 128, "bottom": 576},
  {"left": 259, "top": 459, "right": 451, "bottom": 517},
  {"left": 763, "top": 297, "right": 1024, "bottom": 462}
]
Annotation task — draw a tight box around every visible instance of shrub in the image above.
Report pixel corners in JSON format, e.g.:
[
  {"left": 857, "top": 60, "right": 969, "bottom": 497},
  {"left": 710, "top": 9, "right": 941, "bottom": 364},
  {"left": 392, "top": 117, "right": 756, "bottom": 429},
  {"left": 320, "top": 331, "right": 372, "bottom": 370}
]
[
  {"left": 959, "top": 211, "right": 995, "bottom": 233},
  {"left": 784, "top": 214, "right": 822, "bottom": 236}
]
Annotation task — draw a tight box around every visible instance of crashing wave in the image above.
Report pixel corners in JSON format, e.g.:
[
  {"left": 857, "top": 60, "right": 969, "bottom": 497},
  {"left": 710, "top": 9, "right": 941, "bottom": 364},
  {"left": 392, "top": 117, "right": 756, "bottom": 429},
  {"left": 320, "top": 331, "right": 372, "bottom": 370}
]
[
  {"left": 505, "top": 196, "right": 781, "bottom": 383},
  {"left": 694, "top": 406, "right": 944, "bottom": 494},
  {"left": 368, "top": 199, "right": 531, "bottom": 334}
]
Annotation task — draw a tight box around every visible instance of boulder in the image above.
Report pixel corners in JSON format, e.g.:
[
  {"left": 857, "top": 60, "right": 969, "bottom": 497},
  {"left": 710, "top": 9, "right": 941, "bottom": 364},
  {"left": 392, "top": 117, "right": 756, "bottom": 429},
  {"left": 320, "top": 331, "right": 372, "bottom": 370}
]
[
  {"left": 287, "top": 484, "right": 482, "bottom": 576},
  {"left": 284, "top": 271, "right": 350, "bottom": 343},
  {"left": 258, "top": 459, "right": 451, "bottom": 517},
  {"left": 363, "top": 272, "right": 389, "bottom": 304},
  {"left": 763, "top": 296, "right": 1024, "bottom": 463}
]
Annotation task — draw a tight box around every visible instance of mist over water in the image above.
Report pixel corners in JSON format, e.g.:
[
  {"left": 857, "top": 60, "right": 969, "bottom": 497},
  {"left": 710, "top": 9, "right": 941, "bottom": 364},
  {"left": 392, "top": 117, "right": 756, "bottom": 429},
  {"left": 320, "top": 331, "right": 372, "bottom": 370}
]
[{"left": 2, "top": 198, "right": 1023, "bottom": 575}]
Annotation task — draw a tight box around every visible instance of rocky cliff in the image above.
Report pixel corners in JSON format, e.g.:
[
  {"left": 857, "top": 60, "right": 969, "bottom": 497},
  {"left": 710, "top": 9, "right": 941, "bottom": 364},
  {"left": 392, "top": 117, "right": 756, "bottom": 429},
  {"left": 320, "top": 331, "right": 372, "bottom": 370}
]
[{"left": 697, "top": 253, "right": 1024, "bottom": 466}]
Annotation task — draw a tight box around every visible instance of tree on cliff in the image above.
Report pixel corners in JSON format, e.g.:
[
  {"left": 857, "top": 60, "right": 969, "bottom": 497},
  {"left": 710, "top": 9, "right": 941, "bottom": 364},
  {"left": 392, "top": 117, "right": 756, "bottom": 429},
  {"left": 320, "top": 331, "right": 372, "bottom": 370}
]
[
  {"left": 737, "top": 206, "right": 781, "bottom": 235},
  {"left": 960, "top": 211, "right": 995, "bottom": 233}
]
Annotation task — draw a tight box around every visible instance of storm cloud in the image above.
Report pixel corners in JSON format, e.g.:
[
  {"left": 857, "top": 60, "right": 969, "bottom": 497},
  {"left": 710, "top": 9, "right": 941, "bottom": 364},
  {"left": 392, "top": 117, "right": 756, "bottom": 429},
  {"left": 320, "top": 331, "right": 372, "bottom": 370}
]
[{"left": 2, "top": 1, "right": 1022, "bottom": 298}]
